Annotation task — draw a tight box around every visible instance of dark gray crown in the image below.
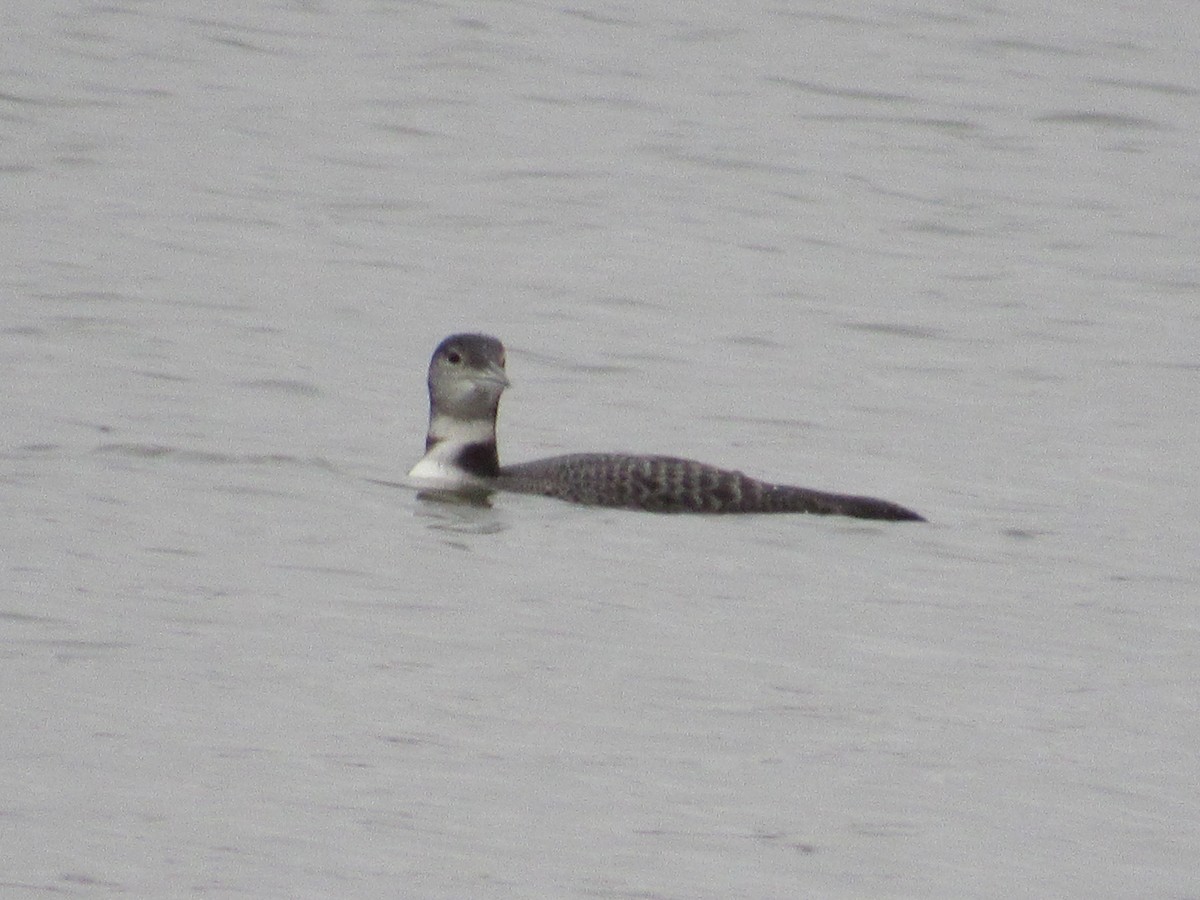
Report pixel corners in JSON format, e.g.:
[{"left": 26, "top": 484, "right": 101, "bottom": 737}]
[{"left": 430, "top": 333, "right": 505, "bottom": 373}]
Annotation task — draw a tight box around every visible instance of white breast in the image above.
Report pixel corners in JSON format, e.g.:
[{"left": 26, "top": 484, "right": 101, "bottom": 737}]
[{"left": 407, "top": 448, "right": 487, "bottom": 489}]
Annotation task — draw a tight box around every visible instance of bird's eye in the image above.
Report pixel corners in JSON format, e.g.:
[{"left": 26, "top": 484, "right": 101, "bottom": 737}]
[{"left": 446, "top": 350, "right": 462, "bottom": 365}]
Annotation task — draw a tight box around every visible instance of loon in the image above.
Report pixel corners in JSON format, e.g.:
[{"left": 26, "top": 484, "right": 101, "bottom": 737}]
[{"left": 408, "top": 333, "right": 924, "bottom": 521}]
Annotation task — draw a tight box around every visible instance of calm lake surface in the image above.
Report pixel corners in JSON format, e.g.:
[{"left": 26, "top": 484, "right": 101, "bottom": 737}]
[{"left": 3, "top": 1, "right": 1198, "bottom": 897}]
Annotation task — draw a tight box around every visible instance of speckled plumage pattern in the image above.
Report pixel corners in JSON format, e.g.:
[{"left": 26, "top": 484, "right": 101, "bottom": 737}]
[{"left": 498, "top": 453, "right": 924, "bottom": 520}]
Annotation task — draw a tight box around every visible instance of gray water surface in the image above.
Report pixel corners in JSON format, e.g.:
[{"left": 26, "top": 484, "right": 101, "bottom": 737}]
[{"left": 3, "top": 2, "right": 1198, "bottom": 897}]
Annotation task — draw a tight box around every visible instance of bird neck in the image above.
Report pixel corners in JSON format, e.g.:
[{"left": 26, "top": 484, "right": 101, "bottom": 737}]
[{"left": 409, "top": 413, "right": 500, "bottom": 482}]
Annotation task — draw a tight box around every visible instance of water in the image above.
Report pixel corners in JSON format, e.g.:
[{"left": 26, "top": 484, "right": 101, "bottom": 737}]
[{"left": 3, "top": 1, "right": 1199, "bottom": 896}]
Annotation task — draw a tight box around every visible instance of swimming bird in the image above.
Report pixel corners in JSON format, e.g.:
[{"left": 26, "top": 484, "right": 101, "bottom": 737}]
[{"left": 408, "top": 333, "right": 924, "bottom": 521}]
